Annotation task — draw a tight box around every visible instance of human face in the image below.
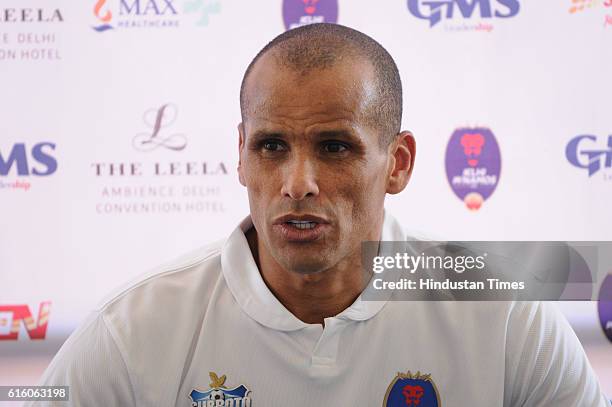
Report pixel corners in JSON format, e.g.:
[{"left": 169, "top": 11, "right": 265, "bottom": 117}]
[{"left": 238, "top": 54, "right": 393, "bottom": 274}]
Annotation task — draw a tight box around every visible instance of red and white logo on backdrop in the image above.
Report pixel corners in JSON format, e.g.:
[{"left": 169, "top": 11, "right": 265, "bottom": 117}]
[{"left": 0, "top": 301, "right": 51, "bottom": 340}]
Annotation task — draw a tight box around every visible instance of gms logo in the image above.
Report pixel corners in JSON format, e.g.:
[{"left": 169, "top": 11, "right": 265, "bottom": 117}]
[
  {"left": 0, "top": 142, "right": 58, "bottom": 192},
  {"left": 92, "top": 0, "right": 221, "bottom": 32},
  {"left": 568, "top": 0, "right": 612, "bottom": 28},
  {"left": 565, "top": 135, "right": 612, "bottom": 179},
  {"left": 383, "top": 371, "right": 440, "bottom": 406},
  {"left": 189, "top": 372, "right": 252, "bottom": 407},
  {"left": 407, "top": 0, "right": 520, "bottom": 31},
  {"left": 445, "top": 127, "right": 501, "bottom": 211},
  {"left": 283, "top": 0, "right": 338, "bottom": 30},
  {"left": 0, "top": 302, "right": 51, "bottom": 340}
]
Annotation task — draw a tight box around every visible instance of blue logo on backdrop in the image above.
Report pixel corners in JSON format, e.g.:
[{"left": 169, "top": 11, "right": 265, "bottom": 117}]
[
  {"left": 0, "top": 142, "right": 57, "bottom": 192},
  {"left": 0, "top": 142, "right": 57, "bottom": 176},
  {"left": 566, "top": 135, "right": 612, "bottom": 177},
  {"left": 407, "top": 0, "right": 520, "bottom": 27}
]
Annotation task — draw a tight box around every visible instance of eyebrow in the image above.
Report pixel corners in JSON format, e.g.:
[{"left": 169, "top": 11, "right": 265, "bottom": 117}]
[{"left": 248, "top": 128, "right": 364, "bottom": 144}]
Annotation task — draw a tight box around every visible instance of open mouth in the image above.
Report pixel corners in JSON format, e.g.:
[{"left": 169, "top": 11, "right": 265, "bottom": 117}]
[
  {"left": 285, "top": 220, "right": 317, "bottom": 230},
  {"left": 273, "top": 215, "right": 329, "bottom": 242}
]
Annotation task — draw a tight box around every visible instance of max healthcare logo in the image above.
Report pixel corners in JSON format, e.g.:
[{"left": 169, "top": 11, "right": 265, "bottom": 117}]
[
  {"left": 0, "top": 302, "right": 51, "bottom": 340},
  {"left": 565, "top": 135, "right": 612, "bottom": 179},
  {"left": 407, "top": 0, "right": 520, "bottom": 30},
  {"left": 445, "top": 127, "right": 501, "bottom": 211},
  {"left": 92, "top": 0, "right": 178, "bottom": 31},
  {"left": 91, "top": 0, "right": 220, "bottom": 32},
  {"left": 283, "top": 0, "right": 338, "bottom": 30},
  {"left": 0, "top": 142, "right": 58, "bottom": 191}
]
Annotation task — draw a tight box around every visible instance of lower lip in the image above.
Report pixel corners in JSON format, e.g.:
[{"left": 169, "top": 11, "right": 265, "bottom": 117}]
[{"left": 273, "top": 222, "right": 329, "bottom": 242}]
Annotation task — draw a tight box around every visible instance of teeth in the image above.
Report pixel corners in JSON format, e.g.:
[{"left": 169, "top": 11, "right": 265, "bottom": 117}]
[{"left": 287, "top": 220, "right": 317, "bottom": 229}]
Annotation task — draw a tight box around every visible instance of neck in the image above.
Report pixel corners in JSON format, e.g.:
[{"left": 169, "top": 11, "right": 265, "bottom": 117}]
[{"left": 245, "top": 222, "right": 382, "bottom": 325}]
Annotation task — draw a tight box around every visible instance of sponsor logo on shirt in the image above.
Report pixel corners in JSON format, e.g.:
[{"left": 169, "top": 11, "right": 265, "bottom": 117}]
[
  {"left": 189, "top": 372, "right": 252, "bottom": 406},
  {"left": 383, "top": 371, "right": 441, "bottom": 407}
]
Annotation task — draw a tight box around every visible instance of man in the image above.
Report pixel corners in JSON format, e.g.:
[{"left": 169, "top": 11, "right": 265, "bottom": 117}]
[{"left": 32, "top": 24, "right": 609, "bottom": 406}]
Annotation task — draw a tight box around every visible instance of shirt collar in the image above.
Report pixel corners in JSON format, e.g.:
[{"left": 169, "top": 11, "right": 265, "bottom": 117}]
[{"left": 220, "top": 208, "right": 405, "bottom": 331}]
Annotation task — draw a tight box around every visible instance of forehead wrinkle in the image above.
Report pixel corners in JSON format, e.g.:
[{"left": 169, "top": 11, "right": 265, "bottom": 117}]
[
  {"left": 243, "top": 54, "right": 379, "bottom": 140},
  {"left": 248, "top": 115, "right": 359, "bottom": 138}
]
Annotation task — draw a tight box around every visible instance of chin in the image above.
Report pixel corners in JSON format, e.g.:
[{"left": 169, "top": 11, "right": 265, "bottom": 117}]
[{"left": 280, "top": 257, "right": 331, "bottom": 275}]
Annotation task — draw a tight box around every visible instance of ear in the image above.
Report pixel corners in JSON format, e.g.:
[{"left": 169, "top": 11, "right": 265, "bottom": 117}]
[
  {"left": 386, "top": 131, "right": 416, "bottom": 194},
  {"left": 238, "top": 123, "right": 246, "bottom": 187}
]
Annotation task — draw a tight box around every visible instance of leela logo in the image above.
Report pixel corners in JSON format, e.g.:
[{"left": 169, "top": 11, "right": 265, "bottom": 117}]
[
  {"left": 445, "top": 127, "right": 501, "bottom": 211},
  {"left": 92, "top": 0, "right": 181, "bottom": 32},
  {"left": 132, "top": 103, "right": 187, "bottom": 152},
  {"left": 0, "top": 302, "right": 51, "bottom": 340},
  {"left": 598, "top": 274, "right": 612, "bottom": 343},
  {"left": 565, "top": 135, "right": 612, "bottom": 177},
  {"left": 91, "top": 102, "right": 228, "bottom": 177},
  {"left": 282, "top": 0, "right": 338, "bottom": 30},
  {"left": 407, "top": 0, "right": 520, "bottom": 27},
  {"left": 0, "top": 8, "right": 63, "bottom": 23},
  {"left": 384, "top": 371, "right": 440, "bottom": 406},
  {"left": 189, "top": 371, "right": 252, "bottom": 406}
]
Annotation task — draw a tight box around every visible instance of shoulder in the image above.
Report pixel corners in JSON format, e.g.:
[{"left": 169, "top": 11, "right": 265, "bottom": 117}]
[
  {"left": 504, "top": 301, "right": 611, "bottom": 406},
  {"left": 35, "top": 239, "right": 232, "bottom": 405},
  {"left": 94, "top": 238, "right": 228, "bottom": 369},
  {"left": 96, "top": 238, "right": 225, "bottom": 316}
]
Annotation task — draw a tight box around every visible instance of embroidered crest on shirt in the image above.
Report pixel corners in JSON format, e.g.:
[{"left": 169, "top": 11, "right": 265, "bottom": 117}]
[
  {"left": 383, "top": 371, "right": 441, "bottom": 406},
  {"left": 189, "top": 371, "right": 252, "bottom": 406}
]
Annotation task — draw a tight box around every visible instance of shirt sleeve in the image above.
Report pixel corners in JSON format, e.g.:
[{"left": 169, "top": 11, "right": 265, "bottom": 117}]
[
  {"left": 504, "top": 301, "right": 611, "bottom": 407},
  {"left": 24, "top": 312, "right": 136, "bottom": 407}
]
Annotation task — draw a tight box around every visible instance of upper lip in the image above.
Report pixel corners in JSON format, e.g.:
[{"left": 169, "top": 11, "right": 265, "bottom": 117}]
[{"left": 274, "top": 214, "right": 330, "bottom": 224}]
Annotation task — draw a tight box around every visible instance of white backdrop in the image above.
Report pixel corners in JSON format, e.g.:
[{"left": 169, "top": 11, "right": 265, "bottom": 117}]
[{"left": 1, "top": 0, "right": 611, "bottom": 394}]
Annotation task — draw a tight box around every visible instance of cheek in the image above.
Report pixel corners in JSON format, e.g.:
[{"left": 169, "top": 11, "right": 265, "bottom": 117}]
[
  {"left": 243, "top": 155, "right": 277, "bottom": 194},
  {"left": 327, "top": 164, "right": 386, "bottom": 220}
]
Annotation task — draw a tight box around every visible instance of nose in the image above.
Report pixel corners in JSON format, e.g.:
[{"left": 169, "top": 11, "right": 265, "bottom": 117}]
[{"left": 280, "top": 156, "right": 320, "bottom": 200}]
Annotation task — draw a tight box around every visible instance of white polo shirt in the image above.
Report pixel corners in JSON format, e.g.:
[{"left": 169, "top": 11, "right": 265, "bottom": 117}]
[{"left": 32, "top": 210, "right": 610, "bottom": 407}]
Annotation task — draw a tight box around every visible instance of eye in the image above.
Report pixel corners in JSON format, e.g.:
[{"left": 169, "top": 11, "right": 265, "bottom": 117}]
[
  {"left": 323, "top": 142, "right": 348, "bottom": 153},
  {"left": 262, "top": 140, "right": 286, "bottom": 152}
]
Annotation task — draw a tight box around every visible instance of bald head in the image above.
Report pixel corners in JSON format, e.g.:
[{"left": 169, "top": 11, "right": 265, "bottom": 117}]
[{"left": 239, "top": 23, "right": 403, "bottom": 146}]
